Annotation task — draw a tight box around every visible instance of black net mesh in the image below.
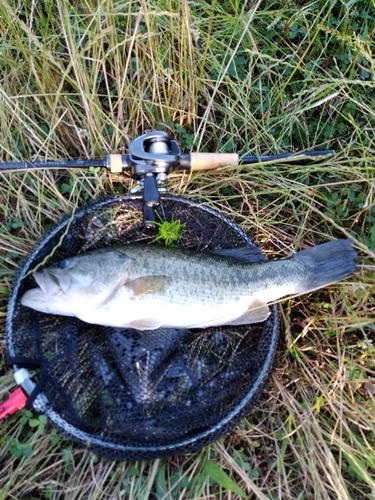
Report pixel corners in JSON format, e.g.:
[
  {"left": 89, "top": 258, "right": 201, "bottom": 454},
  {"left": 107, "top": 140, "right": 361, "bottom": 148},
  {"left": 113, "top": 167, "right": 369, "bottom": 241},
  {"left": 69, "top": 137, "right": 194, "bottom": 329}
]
[{"left": 6, "top": 195, "right": 279, "bottom": 460}]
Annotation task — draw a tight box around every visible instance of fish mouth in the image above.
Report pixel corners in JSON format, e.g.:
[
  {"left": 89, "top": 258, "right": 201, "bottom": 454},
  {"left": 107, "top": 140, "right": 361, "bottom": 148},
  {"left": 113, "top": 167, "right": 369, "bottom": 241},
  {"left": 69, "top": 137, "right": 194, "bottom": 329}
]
[{"left": 33, "top": 269, "right": 70, "bottom": 295}]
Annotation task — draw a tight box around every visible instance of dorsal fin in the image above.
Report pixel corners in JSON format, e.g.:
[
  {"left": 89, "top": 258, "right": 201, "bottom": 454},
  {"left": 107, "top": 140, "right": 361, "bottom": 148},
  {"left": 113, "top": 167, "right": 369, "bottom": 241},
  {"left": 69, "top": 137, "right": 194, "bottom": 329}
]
[{"left": 212, "top": 245, "right": 266, "bottom": 263}]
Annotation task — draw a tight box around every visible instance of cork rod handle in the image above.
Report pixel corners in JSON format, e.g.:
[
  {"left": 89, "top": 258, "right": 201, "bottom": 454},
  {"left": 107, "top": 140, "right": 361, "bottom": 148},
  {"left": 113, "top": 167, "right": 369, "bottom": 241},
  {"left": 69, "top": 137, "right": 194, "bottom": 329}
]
[{"left": 189, "top": 153, "right": 239, "bottom": 171}]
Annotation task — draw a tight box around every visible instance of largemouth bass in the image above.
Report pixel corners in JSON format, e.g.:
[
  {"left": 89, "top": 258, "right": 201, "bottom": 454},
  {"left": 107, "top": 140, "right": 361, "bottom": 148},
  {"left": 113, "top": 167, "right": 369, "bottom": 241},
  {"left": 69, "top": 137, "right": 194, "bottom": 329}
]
[{"left": 20, "top": 240, "right": 357, "bottom": 330}]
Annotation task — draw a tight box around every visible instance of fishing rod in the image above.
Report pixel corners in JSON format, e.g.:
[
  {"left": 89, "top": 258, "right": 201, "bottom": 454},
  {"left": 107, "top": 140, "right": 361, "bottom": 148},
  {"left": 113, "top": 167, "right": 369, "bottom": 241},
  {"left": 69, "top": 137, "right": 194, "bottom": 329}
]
[{"left": 0, "top": 130, "right": 335, "bottom": 226}]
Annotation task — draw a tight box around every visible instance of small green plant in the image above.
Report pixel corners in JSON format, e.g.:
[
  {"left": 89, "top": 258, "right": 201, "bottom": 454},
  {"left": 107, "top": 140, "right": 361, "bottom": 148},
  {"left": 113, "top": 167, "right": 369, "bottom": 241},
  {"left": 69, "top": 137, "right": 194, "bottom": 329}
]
[
  {"left": 89, "top": 166, "right": 101, "bottom": 174},
  {"left": 203, "top": 459, "right": 247, "bottom": 498},
  {"left": 151, "top": 215, "right": 185, "bottom": 246},
  {"left": 20, "top": 409, "right": 48, "bottom": 435},
  {"left": 5, "top": 437, "right": 32, "bottom": 459},
  {"left": 50, "top": 430, "right": 62, "bottom": 446},
  {"left": 62, "top": 447, "right": 74, "bottom": 475}
]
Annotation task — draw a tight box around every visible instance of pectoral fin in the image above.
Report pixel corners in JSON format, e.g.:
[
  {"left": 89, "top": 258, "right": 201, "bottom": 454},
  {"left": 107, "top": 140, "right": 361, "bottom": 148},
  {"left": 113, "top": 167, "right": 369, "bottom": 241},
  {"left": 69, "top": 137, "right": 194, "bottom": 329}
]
[
  {"left": 227, "top": 298, "right": 270, "bottom": 325},
  {"left": 125, "top": 275, "right": 171, "bottom": 297}
]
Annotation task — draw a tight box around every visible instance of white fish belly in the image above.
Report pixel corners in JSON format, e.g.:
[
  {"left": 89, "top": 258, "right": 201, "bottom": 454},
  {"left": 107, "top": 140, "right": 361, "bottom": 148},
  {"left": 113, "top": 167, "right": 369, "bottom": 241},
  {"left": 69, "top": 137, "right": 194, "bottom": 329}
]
[{"left": 84, "top": 294, "right": 253, "bottom": 330}]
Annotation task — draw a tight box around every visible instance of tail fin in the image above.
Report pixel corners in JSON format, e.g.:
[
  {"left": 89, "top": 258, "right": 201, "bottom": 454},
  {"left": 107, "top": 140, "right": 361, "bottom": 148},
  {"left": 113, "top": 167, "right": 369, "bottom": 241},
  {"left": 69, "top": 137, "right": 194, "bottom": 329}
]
[{"left": 292, "top": 239, "right": 358, "bottom": 294}]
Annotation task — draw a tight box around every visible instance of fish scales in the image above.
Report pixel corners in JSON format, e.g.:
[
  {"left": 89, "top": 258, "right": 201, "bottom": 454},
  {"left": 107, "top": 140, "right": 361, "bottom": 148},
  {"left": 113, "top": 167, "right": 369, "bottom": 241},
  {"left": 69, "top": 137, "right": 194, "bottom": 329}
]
[
  {"left": 123, "top": 245, "right": 317, "bottom": 303},
  {"left": 125, "top": 246, "right": 250, "bottom": 305}
]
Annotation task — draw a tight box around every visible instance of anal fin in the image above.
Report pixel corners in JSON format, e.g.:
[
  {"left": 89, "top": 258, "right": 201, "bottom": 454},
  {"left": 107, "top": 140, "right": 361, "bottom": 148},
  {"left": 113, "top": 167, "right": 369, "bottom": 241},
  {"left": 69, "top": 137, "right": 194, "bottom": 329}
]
[
  {"left": 226, "top": 298, "right": 270, "bottom": 325},
  {"left": 129, "top": 318, "right": 164, "bottom": 330}
]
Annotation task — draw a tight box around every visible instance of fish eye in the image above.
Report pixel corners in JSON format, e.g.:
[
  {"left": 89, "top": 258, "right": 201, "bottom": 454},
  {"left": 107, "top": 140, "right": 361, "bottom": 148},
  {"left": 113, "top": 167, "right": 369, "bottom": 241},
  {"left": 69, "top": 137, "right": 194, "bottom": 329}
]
[{"left": 58, "top": 259, "right": 70, "bottom": 269}]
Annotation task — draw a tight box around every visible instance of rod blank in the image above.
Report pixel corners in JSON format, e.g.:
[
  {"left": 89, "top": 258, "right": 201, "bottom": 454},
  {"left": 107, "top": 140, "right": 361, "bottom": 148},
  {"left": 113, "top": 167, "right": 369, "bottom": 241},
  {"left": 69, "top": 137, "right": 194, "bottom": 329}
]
[
  {"left": 0, "top": 158, "right": 107, "bottom": 172},
  {"left": 239, "top": 150, "right": 336, "bottom": 165}
]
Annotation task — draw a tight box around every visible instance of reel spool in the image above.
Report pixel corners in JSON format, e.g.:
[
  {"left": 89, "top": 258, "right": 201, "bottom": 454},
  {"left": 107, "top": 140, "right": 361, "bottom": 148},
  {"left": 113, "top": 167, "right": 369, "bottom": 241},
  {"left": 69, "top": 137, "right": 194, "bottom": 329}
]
[{"left": 6, "top": 195, "right": 279, "bottom": 460}]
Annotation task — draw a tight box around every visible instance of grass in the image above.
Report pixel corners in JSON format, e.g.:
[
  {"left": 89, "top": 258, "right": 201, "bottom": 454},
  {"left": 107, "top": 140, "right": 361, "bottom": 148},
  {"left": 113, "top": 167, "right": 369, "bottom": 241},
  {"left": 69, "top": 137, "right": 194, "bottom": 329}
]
[{"left": 0, "top": 0, "right": 374, "bottom": 498}]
